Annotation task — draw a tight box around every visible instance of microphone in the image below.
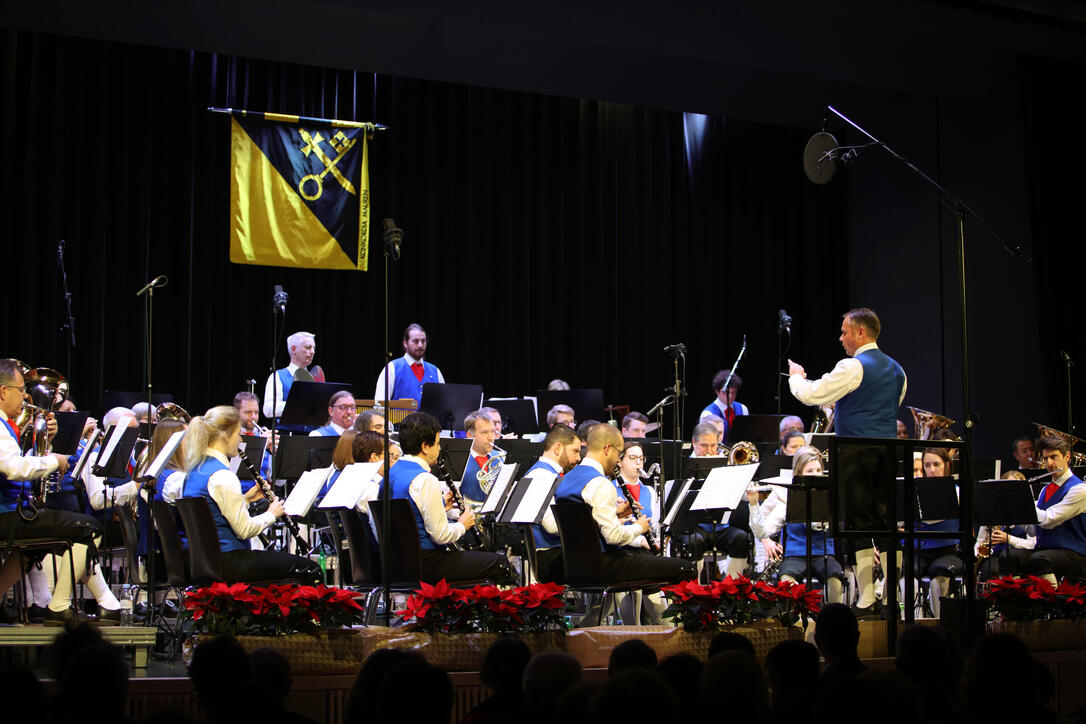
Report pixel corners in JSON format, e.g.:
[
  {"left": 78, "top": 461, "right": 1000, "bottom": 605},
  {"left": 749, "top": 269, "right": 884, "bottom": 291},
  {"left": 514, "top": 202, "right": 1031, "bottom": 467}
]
[
  {"left": 778, "top": 309, "right": 792, "bottom": 332},
  {"left": 273, "top": 285, "right": 288, "bottom": 314},
  {"left": 1061, "top": 351, "right": 1074, "bottom": 368},
  {"left": 383, "top": 218, "right": 403, "bottom": 260},
  {"left": 136, "top": 275, "right": 168, "bottom": 297},
  {"left": 57, "top": 239, "right": 65, "bottom": 265},
  {"left": 663, "top": 343, "right": 687, "bottom": 354}
]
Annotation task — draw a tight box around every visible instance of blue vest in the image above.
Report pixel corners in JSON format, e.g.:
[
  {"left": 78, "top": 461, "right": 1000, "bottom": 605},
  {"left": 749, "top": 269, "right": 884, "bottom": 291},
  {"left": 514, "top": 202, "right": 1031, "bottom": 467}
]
[
  {"left": 526, "top": 459, "right": 563, "bottom": 550},
  {"left": 834, "top": 348, "right": 905, "bottom": 438},
  {"left": 991, "top": 525, "right": 1030, "bottom": 556},
  {"left": 613, "top": 478, "right": 654, "bottom": 520},
  {"left": 390, "top": 357, "right": 441, "bottom": 405},
  {"left": 311, "top": 424, "right": 339, "bottom": 438},
  {"left": 182, "top": 457, "right": 249, "bottom": 553},
  {"left": 319, "top": 468, "right": 342, "bottom": 502},
  {"left": 555, "top": 463, "right": 616, "bottom": 552},
  {"left": 277, "top": 367, "right": 295, "bottom": 402},
  {"left": 701, "top": 400, "right": 744, "bottom": 439},
  {"left": 383, "top": 458, "right": 443, "bottom": 550},
  {"left": 0, "top": 418, "right": 25, "bottom": 513},
  {"left": 915, "top": 519, "right": 959, "bottom": 551},
  {"left": 1037, "top": 476, "right": 1086, "bottom": 556},
  {"left": 783, "top": 521, "right": 834, "bottom": 557},
  {"left": 461, "top": 449, "right": 500, "bottom": 502}
]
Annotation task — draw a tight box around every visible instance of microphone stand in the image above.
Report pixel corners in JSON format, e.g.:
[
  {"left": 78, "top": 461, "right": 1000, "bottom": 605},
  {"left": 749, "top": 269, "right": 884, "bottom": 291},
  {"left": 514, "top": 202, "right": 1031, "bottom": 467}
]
[
  {"left": 57, "top": 240, "right": 76, "bottom": 380},
  {"left": 646, "top": 392, "right": 675, "bottom": 515},
  {"left": 1065, "top": 353, "right": 1075, "bottom": 435},
  {"left": 380, "top": 220, "right": 402, "bottom": 625},
  {"left": 776, "top": 323, "right": 791, "bottom": 418},
  {"left": 136, "top": 276, "right": 158, "bottom": 633}
]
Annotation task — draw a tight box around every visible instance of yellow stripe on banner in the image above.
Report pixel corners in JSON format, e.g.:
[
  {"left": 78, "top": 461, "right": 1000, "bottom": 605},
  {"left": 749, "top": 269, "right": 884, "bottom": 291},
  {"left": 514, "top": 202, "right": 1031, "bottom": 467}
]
[{"left": 229, "top": 118, "right": 356, "bottom": 270}]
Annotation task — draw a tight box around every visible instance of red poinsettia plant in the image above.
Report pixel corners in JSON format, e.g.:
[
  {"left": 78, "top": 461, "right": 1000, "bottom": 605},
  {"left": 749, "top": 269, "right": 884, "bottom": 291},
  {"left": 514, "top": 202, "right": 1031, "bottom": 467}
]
[
  {"left": 980, "top": 576, "right": 1086, "bottom": 622},
  {"left": 184, "top": 582, "right": 365, "bottom": 636},
  {"left": 660, "top": 575, "right": 822, "bottom": 632},
  {"left": 399, "top": 580, "right": 567, "bottom": 634}
]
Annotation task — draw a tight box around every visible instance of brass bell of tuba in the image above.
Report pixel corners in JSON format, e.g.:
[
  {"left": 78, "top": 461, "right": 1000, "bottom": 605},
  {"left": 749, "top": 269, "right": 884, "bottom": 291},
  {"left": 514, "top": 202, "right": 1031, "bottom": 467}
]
[
  {"left": 17, "top": 367, "right": 69, "bottom": 452},
  {"left": 907, "top": 406, "right": 961, "bottom": 442}
]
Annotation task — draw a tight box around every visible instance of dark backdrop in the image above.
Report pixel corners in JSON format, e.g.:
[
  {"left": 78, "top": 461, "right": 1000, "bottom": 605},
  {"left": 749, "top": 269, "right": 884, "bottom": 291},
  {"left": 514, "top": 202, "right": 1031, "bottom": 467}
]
[{"left": 1, "top": 30, "right": 850, "bottom": 435}]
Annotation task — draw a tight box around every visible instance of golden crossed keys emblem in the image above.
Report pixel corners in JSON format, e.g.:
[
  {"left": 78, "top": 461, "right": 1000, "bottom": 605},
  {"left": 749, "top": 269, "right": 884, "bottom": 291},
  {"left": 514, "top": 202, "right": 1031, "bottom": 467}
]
[{"left": 297, "top": 129, "right": 357, "bottom": 201}]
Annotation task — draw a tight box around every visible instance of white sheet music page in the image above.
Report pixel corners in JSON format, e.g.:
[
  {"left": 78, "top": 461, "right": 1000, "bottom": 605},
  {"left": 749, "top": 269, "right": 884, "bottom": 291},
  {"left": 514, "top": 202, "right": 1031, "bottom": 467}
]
[
  {"left": 691, "top": 463, "right": 758, "bottom": 512},
  {"left": 662, "top": 478, "right": 697, "bottom": 527},
  {"left": 320, "top": 462, "right": 381, "bottom": 509},
  {"left": 285, "top": 466, "right": 331, "bottom": 517},
  {"left": 480, "top": 463, "right": 519, "bottom": 514},
  {"left": 511, "top": 471, "right": 557, "bottom": 524},
  {"left": 144, "top": 430, "right": 186, "bottom": 481},
  {"left": 71, "top": 429, "right": 102, "bottom": 481}
]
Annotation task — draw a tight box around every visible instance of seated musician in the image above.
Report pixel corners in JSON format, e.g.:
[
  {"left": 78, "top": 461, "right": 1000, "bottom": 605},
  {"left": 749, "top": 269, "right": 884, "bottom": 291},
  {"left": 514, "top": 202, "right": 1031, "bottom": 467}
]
[
  {"left": 460, "top": 409, "right": 502, "bottom": 503},
  {"left": 673, "top": 422, "right": 751, "bottom": 580},
  {"left": 554, "top": 423, "right": 694, "bottom": 586},
  {"left": 525, "top": 424, "right": 583, "bottom": 583},
  {"left": 778, "top": 430, "right": 805, "bottom": 456},
  {"left": 381, "top": 412, "right": 515, "bottom": 584},
  {"left": 613, "top": 441, "right": 668, "bottom": 623},
  {"left": 263, "top": 330, "right": 317, "bottom": 420},
  {"left": 180, "top": 405, "right": 320, "bottom": 584},
  {"left": 234, "top": 391, "right": 273, "bottom": 483},
  {"left": 81, "top": 407, "right": 141, "bottom": 545},
  {"left": 701, "top": 414, "right": 725, "bottom": 444},
  {"left": 748, "top": 446, "right": 844, "bottom": 603},
  {"left": 699, "top": 369, "right": 749, "bottom": 440},
  {"left": 0, "top": 358, "right": 106, "bottom": 625},
  {"left": 912, "top": 447, "right": 963, "bottom": 617},
  {"left": 779, "top": 415, "right": 805, "bottom": 438},
  {"left": 547, "top": 404, "right": 576, "bottom": 430},
  {"left": 975, "top": 470, "right": 1036, "bottom": 580},
  {"left": 353, "top": 408, "right": 388, "bottom": 435},
  {"left": 309, "top": 390, "right": 356, "bottom": 437},
  {"left": 620, "top": 412, "right": 649, "bottom": 438},
  {"left": 1011, "top": 435, "right": 1037, "bottom": 472},
  {"left": 997, "top": 435, "right": 1086, "bottom": 585},
  {"left": 132, "top": 402, "right": 158, "bottom": 425}
]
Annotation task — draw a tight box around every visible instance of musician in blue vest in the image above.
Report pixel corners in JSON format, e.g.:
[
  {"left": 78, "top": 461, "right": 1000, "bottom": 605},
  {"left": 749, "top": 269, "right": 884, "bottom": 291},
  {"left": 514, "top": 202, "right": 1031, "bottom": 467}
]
[
  {"left": 262, "top": 330, "right": 317, "bottom": 420},
  {"left": 554, "top": 423, "right": 694, "bottom": 586},
  {"left": 380, "top": 412, "right": 514, "bottom": 584},
  {"left": 525, "top": 424, "right": 583, "bottom": 583},
  {"left": 180, "top": 405, "right": 321, "bottom": 584},
  {"left": 460, "top": 409, "right": 502, "bottom": 503},
  {"left": 997, "top": 436, "right": 1086, "bottom": 585},
  {"left": 699, "top": 369, "right": 749, "bottom": 440},
  {"left": 0, "top": 358, "right": 106, "bottom": 625},
  {"left": 372, "top": 323, "right": 445, "bottom": 407},
  {"left": 309, "top": 390, "right": 357, "bottom": 437},
  {"left": 234, "top": 391, "right": 273, "bottom": 486},
  {"left": 750, "top": 446, "right": 845, "bottom": 603},
  {"left": 613, "top": 441, "right": 668, "bottom": 623},
  {"left": 788, "top": 307, "right": 907, "bottom": 617},
  {"left": 975, "top": 470, "right": 1036, "bottom": 579}
]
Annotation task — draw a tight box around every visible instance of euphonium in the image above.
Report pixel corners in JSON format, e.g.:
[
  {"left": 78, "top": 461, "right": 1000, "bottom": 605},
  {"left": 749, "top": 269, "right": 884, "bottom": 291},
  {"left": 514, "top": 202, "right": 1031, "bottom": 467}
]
[
  {"left": 907, "top": 406, "right": 961, "bottom": 442},
  {"left": 20, "top": 368, "right": 68, "bottom": 512},
  {"left": 1034, "top": 423, "right": 1086, "bottom": 467},
  {"left": 133, "top": 402, "right": 192, "bottom": 480},
  {"left": 728, "top": 441, "right": 760, "bottom": 465},
  {"left": 476, "top": 443, "right": 507, "bottom": 495}
]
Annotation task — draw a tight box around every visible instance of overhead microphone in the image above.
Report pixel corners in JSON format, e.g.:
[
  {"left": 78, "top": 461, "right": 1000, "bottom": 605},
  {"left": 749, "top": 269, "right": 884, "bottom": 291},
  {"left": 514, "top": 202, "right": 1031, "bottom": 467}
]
[
  {"left": 778, "top": 309, "right": 792, "bottom": 332},
  {"left": 1061, "top": 351, "right": 1074, "bottom": 368},
  {"left": 273, "top": 284, "right": 289, "bottom": 315},
  {"left": 383, "top": 218, "right": 403, "bottom": 261},
  {"left": 57, "top": 239, "right": 65, "bottom": 265},
  {"left": 136, "top": 275, "right": 168, "bottom": 297},
  {"left": 663, "top": 343, "right": 687, "bottom": 354}
]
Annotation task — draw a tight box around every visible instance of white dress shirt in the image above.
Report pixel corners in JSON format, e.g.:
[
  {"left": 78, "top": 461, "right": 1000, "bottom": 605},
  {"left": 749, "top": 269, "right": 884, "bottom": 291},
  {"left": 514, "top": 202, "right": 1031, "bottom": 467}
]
[
  {"left": 0, "top": 410, "right": 58, "bottom": 480},
  {"left": 263, "top": 362, "right": 300, "bottom": 419},
  {"left": 202, "top": 449, "right": 277, "bottom": 539},
  {"left": 83, "top": 463, "right": 139, "bottom": 510},
  {"left": 400, "top": 454, "right": 465, "bottom": 546},
  {"left": 536, "top": 457, "right": 563, "bottom": 536},
  {"left": 158, "top": 470, "right": 186, "bottom": 504},
  {"left": 974, "top": 524, "right": 1036, "bottom": 555},
  {"left": 789, "top": 342, "right": 908, "bottom": 407},
  {"left": 578, "top": 458, "right": 641, "bottom": 548},
  {"left": 373, "top": 354, "right": 446, "bottom": 402},
  {"left": 1036, "top": 468, "right": 1086, "bottom": 529},
  {"left": 749, "top": 486, "right": 789, "bottom": 540}
]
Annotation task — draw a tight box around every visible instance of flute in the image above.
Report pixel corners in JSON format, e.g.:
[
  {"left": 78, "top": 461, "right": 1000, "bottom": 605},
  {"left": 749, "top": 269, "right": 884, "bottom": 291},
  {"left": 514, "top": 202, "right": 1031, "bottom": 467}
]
[{"left": 236, "top": 443, "right": 311, "bottom": 555}]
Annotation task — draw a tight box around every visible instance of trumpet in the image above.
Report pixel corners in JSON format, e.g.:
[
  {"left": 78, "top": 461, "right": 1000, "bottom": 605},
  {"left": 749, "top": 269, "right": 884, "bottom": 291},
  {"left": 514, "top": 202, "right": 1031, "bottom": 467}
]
[{"left": 476, "top": 443, "right": 507, "bottom": 495}]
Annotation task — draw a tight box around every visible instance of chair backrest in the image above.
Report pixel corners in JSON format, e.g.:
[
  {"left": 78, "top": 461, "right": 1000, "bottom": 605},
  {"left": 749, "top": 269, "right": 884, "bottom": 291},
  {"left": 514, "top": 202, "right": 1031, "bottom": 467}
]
[
  {"left": 174, "top": 497, "right": 225, "bottom": 586},
  {"left": 550, "top": 502, "right": 605, "bottom": 585},
  {"left": 370, "top": 498, "right": 422, "bottom": 586},
  {"left": 338, "top": 508, "right": 377, "bottom": 585},
  {"left": 151, "top": 499, "right": 189, "bottom": 588},
  {"left": 117, "top": 505, "right": 143, "bottom": 585}
]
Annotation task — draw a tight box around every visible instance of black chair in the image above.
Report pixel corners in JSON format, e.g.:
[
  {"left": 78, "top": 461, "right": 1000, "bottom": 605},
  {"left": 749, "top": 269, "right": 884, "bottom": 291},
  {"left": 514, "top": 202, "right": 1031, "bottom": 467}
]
[
  {"left": 150, "top": 500, "right": 190, "bottom": 659},
  {"left": 550, "top": 501, "right": 667, "bottom": 625},
  {"left": 0, "top": 537, "right": 79, "bottom": 623},
  {"left": 335, "top": 508, "right": 383, "bottom": 622}
]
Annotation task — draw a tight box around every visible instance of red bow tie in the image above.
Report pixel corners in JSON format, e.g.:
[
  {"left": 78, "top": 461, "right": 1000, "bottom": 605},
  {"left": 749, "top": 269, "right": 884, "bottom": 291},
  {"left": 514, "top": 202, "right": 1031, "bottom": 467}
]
[{"left": 411, "top": 362, "right": 424, "bottom": 382}]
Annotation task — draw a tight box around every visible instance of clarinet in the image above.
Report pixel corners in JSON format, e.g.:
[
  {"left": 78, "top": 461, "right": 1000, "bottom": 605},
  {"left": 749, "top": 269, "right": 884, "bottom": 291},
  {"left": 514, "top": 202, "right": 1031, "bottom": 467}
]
[
  {"left": 433, "top": 454, "right": 488, "bottom": 551},
  {"left": 235, "top": 447, "right": 311, "bottom": 555},
  {"left": 614, "top": 469, "right": 661, "bottom": 555}
]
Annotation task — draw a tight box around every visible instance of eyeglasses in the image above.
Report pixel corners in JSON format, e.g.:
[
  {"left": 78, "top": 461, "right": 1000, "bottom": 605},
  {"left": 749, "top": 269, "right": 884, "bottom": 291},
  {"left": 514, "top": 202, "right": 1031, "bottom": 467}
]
[
  {"left": 623, "top": 454, "right": 646, "bottom": 462},
  {"left": 332, "top": 404, "right": 356, "bottom": 412},
  {"left": 1, "top": 384, "right": 26, "bottom": 393}
]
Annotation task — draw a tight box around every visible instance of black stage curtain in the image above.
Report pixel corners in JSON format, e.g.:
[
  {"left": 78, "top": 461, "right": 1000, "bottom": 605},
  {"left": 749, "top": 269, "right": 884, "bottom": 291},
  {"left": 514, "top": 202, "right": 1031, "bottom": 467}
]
[{"left": 2, "top": 30, "right": 849, "bottom": 432}]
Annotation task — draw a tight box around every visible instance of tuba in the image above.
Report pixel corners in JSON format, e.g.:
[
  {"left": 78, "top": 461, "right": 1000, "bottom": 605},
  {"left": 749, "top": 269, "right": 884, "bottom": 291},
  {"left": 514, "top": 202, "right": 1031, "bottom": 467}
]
[
  {"left": 19, "top": 368, "right": 68, "bottom": 512},
  {"left": 907, "top": 406, "right": 961, "bottom": 442},
  {"left": 1034, "top": 423, "right": 1086, "bottom": 466}
]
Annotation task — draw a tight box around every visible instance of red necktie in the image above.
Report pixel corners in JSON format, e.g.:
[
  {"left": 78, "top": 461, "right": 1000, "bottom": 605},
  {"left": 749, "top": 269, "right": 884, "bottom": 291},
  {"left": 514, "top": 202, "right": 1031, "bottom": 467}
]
[
  {"left": 474, "top": 455, "right": 489, "bottom": 470},
  {"left": 724, "top": 405, "right": 735, "bottom": 427},
  {"left": 626, "top": 482, "right": 641, "bottom": 504},
  {"left": 411, "top": 362, "right": 424, "bottom": 382},
  {"left": 7, "top": 419, "right": 19, "bottom": 439},
  {"left": 1044, "top": 482, "right": 1059, "bottom": 503}
]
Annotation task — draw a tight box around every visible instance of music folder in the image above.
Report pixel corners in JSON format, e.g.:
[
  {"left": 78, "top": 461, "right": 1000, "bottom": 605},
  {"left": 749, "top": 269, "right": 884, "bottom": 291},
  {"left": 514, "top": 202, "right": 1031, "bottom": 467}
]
[
  {"left": 92, "top": 419, "right": 138, "bottom": 478},
  {"left": 52, "top": 411, "right": 89, "bottom": 457},
  {"left": 499, "top": 471, "right": 560, "bottom": 525},
  {"left": 479, "top": 462, "right": 520, "bottom": 515},
  {"left": 284, "top": 467, "right": 332, "bottom": 518},
  {"left": 70, "top": 428, "right": 103, "bottom": 483},
  {"left": 974, "top": 479, "right": 1038, "bottom": 526},
  {"left": 318, "top": 462, "right": 382, "bottom": 510}
]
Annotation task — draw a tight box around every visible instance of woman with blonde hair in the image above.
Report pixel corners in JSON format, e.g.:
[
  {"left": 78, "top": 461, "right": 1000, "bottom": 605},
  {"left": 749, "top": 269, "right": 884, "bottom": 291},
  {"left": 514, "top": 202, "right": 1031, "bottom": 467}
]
[{"left": 181, "top": 405, "right": 320, "bottom": 584}]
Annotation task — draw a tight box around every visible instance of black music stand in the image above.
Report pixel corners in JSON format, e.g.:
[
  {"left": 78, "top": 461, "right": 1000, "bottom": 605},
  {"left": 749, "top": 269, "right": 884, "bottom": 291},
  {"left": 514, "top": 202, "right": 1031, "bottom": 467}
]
[
  {"left": 276, "top": 436, "right": 339, "bottom": 479},
  {"left": 420, "top": 382, "right": 484, "bottom": 431},
  {"left": 783, "top": 475, "right": 831, "bottom": 587},
  {"left": 498, "top": 471, "right": 562, "bottom": 584},
  {"left": 91, "top": 425, "right": 139, "bottom": 479},
  {"left": 916, "top": 477, "right": 959, "bottom": 521},
  {"left": 281, "top": 381, "right": 354, "bottom": 430},
  {"left": 236, "top": 436, "right": 269, "bottom": 481},
  {"left": 974, "top": 479, "right": 1037, "bottom": 527},
  {"left": 485, "top": 399, "right": 539, "bottom": 435},
  {"left": 727, "top": 414, "right": 786, "bottom": 444},
  {"left": 51, "top": 411, "right": 89, "bottom": 456},
  {"left": 492, "top": 439, "right": 544, "bottom": 476},
  {"left": 756, "top": 455, "right": 793, "bottom": 479},
  {"left": 534, "top": 389, "right": 606, "bottom": 430}
]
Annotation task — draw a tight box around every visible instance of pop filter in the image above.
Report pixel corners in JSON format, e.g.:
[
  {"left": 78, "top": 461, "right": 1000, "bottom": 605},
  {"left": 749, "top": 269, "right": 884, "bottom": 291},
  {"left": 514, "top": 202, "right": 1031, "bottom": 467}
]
[{"left": 803, "top": 131, "right": 840, "bottom": 184}]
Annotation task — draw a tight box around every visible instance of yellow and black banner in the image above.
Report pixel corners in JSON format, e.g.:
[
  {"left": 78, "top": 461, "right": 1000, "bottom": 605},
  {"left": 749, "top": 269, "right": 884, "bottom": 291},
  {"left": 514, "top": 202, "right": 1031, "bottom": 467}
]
[{"left": 229, "top": 113, "right": 372, "bottom": 271}]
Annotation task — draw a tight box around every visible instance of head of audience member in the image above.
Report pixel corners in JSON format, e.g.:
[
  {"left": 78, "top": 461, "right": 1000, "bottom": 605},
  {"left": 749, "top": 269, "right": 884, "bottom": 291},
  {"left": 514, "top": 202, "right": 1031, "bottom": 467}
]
[
  {"left": 151, "top": 418, "right": 188, "bottom": 471},
  {"left": 523, "top": 652, "right": 583, "bottom": 714},
  {"left": 287, "top": 331, "right": 316, "bottom": 368},
  {"left": 183, "top": 406, "right": 242, "bottom": 472},
  {"left": 479, "top": 406, "right": 504, "bottom": 436},
  {"left": 840, "top": 307, "right": 881, "bottom": 357},
  {"left": 249, "top": 647, "right": 293, "bottom": 707},
  {"left": 327, "top": 390, "right": 356, "bottom": 429},
  {"left": 621, "top": 411, "right": 649, "bottom": 438},
  {"left": 103, "top": 406, "right": 138, "bottom": 429},
  {"left": 188, "top": 635, "right": 256, "bottom": 722},
  {"left": 465, "top": 409, "right": 498, "bottom": 455},
  {"left": 0, "top": 666, "right": 46, "bottom": 722},
  {"left": 479, "top": 637, "right": 532, "bottom": 701},
  {"left": 344, "top": 649, "right": 423, "bottom": 724},
  {"left": 964, "top": 633, "right": 1054, "bottom": 723},
  {"left": 557, "top": 681, "right": 600, "bottom": 723},
  {"left": 895, "top": 624, "right": 964, "bottom": 712},
  {"left": 618, "top": 442, "right": 645, "bottom": 482},
  {"left": 547, "top": 404, "right": 576, "bottom": 429},
  {"left": 1001, "top": 469, "right": 1026, "bottom": 481},
  {"left": 853, "top": 670, "right": 918, "bottom": 724},
  {"left": 608, "top": 639, "right": 658, "bottom": 676},
  {"left": 791, "top": 446, "right": 823, "bottom": 477},
  {"left": 332, "top": 430, "right": 359, "bottom": 470},
  {"left": 592, "top": 669, "right": 678, "bottom": 721},
  {"left": 585, "top": 423, "right": 624, "bottom": 471},
  {"left": 814, "top": 603, "right": 860, "bottom": 663},
  {"left": 922, "top": 447, "right": 953, "bottom": 478},
  {"left": 1012, "top": 435, "right": 1036, "bottom": 469},
  {"left": 547, "top": 379, "right": 571, "bottom": 391},
  {"left": 711, "top": 369, "right": 742, "bottom": 408},
  {"left": 897, "top": 419, "right": 909, "bottom": 439},
  {"left": 233, "top": 391, "right": 261, "bottom": 432},
  {"left": 376, "top": 658, "right": 453, "bottom": 724},
  {"left": 402, "top": 323, "right": 428, "bottom": 362},
  {"left": 780, "top": 415, "right": 804, "bottom": 437},
  {"left": 1039, "top": 434, "right": 1072, "bottom": 478},
  {"left": 542, "top": 423, "right": 582, "bottom": 473},
  {"left": 765, "top": 639, "right": 820, "bottom": 709},
  {"left": 576, "top": 419, "right": 601, "bottom": 443},
  {"left": 58, "top": 398, "right": 77, "bottom": 412},
  {"left": 132, "top": 401, "right": 158, "bottom": 424},
  {"left": 56, "top": 641, "right": 129, "bottom": 722},
  {"left": 780, "top": 429, "right": 805, "bottom": 456},
  {"left": 657, "top": 653, "right": 704, "bottom": 717},
  {"left": 692, "top": 421, "right": 720, "bottom": 458},
  {"left": 707, "top": 631, "right": 755, "bottom": 658},
  {"left": 702, "top": 414, "right": 725, "bottom": 442},
  {"left": 353, "top": 408, "right": 387, "bottom": 435},
  {"left": 701, "top": 651, "right": 765, "bottom": 721},
  {"left": 398, "top": 412, "right": 442, "bottom": 467}
]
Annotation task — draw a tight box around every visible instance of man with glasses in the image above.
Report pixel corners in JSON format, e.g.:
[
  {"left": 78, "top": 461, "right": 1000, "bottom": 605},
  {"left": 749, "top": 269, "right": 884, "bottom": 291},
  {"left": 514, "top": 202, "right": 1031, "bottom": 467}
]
[{"left": 309, "top": 390, "right": 356, "bottom": 437}]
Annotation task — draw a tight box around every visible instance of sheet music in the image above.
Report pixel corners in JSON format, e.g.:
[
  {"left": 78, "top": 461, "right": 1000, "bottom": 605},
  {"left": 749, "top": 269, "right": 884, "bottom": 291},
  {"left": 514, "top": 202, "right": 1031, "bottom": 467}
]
[
  {"left": 761, "top": 470, "right": 794, "bottom": 487},
  {"left": 480, "top": 463, "right": 519, "bottom": 514},
  {"left": 511, "top": 471, "right": 557, "bottom": 524},
  {"left": 71, "top": 429, "right": 102, "bottom": 482},
  {"left": 662, "top": 477, "right": 697, "bottom": 528},
  {"left": 144, "top": 430, "right": 186, "bottom": 481},
  {"left": 229, "top": 456, "right": 242, "bottom": 474},
  {"left": 691, "top": 463, "right": 758, "bottom": 512},
  {"left": 319, "top": 462, "right": 381, "bottom": 509},
  {"left": 95, "top": 417, "right": 134, "bottom": 471},
  {"left": 284, "top": 467, "right": 331, "bottom": 517}
]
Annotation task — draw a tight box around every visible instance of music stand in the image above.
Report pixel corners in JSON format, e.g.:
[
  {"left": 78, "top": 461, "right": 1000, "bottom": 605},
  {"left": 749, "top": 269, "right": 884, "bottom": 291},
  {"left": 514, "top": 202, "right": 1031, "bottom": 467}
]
[
  {"left": 92, "top": 424, "right": 139, "bottom": 479},
  {"left": 485, "top": 398, "right": 540, "bottom": 435},
  {"left": 479, "top": 463, "right": 520, "bottom": 517},
  {"left": 727, "top": 414, "right": 786, "bottom": 444},
  {"left": 534, "top": 389, "right": 605, "bottom": 430},
  {"left": 280, "top": 381, "right": 354, "bottom": 429},
  {"left": 51, "top": 411, "right": 89, "bottom": 456},
  {"left": 420, "top": 382, "right": 484, "bottom": 431},
  {"left": 236, "top": 436, "right": 269, "bottom": 481},
  {"left": 498, "top": 471, "right": 562, "bottom": 583},
  {"left": 283, "top": 467, "right": 332, "bottom": 518},
  {"left": 915, "top": 477, "right": 959, "bottom": 520},
  {"left": 756, "top": 455, "right": 793, "bottom": 479},
  {"left": 492, "top": 439, "right": 544, "bottom": 476},
  {"left": 784, "top": 475, "right": 831, "bottom": 587},
  {"left": 277, "top": 436, "right": 339, "bottom": 479},
  {"left": 974, "top": 480, "right": 1037, "bottom": 526}
]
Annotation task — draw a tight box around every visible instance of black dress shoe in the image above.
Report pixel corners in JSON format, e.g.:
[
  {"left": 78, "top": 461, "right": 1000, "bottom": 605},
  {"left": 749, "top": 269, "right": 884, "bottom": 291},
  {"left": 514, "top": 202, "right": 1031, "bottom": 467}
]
[
  {"left": 96, "top": 607, "right": 121, "bottom": 626},
  {"left": 42, "top": 607, "right": 85, "bottom": 627},
  {"left": 27, "top": 604, "right": 48, "bottom": 623},
  {"left": 850, "top": 601, "right": 883, "bottom": 620}
]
